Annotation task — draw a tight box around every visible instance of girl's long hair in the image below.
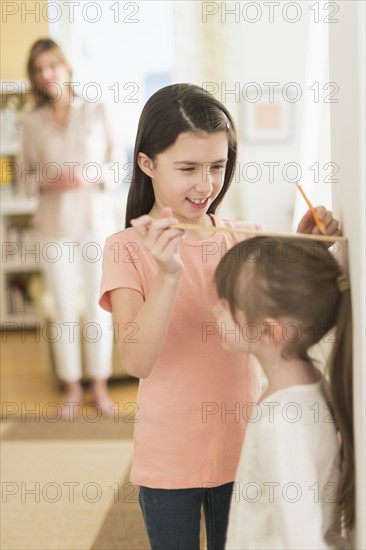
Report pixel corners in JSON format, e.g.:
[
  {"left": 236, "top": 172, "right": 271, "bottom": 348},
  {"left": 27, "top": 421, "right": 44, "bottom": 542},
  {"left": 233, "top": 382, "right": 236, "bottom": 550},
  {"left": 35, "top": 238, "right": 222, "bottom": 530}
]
[
  {"left": 215, "top": 236, "right": 354, "bottom": 527},
  {"left": 125, "top": 83, "right": 237, "bottom": 228},
  {"left": 27, "top": 38, "right": 72, "bottom": 107}
]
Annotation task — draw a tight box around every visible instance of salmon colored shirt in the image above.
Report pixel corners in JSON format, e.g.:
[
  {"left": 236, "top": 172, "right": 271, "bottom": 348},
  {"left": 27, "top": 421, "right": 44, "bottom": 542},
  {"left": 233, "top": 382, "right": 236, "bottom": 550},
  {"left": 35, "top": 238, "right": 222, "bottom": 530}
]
[{"left": 99, "top": 215, "right": 262, "bottom": 489}]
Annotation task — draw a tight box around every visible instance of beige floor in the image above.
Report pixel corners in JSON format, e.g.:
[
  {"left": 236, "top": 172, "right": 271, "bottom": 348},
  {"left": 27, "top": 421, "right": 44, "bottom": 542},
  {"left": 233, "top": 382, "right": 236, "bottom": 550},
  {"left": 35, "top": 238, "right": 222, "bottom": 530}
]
[
  {"left": 1, "top": 331, "right": 139, "bottom": 412},
  {"left": 2, "top": 440, "right": 133, "bottom": 550},
  {"left": 1, "top": 332, "right": 209, "bottom": 550},
  {"left": 1, "top": 331, "right": 141, "bottom": 550}
]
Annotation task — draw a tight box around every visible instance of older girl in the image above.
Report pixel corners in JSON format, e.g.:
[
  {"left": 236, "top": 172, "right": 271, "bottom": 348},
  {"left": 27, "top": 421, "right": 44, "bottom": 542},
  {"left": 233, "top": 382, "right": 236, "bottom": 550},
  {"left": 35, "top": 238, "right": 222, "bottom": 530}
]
[{"left": 99, "top": 83, "right": 341, "bottom": 549}]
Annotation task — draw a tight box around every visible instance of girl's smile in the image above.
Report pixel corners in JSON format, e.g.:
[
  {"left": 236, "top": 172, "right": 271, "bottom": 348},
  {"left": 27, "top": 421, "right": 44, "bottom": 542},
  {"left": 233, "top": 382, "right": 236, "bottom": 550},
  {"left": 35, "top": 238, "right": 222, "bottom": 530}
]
[{"left": 186, "top": 196, "right": 210, "bottom": 209}]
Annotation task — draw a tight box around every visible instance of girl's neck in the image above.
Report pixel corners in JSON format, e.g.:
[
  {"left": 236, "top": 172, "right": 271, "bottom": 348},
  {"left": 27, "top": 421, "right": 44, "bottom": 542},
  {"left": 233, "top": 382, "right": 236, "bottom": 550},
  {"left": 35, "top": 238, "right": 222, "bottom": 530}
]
[{"left": 258, "top": 351, "right": 321, "bottom": 402}]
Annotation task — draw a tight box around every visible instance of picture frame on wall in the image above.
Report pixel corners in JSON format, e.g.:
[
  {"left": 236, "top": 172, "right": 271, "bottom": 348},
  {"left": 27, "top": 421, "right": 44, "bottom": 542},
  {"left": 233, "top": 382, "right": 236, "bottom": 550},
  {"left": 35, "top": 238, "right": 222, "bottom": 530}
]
[{"left": 241, "top": 90, "right": 294, "bottom": 144}]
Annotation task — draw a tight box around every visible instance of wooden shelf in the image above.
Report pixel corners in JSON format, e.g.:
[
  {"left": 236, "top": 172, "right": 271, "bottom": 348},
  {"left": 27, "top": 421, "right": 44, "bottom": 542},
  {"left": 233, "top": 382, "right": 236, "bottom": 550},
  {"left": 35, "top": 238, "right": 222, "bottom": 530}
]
[
  {"left": 2, "top": 261, "right": 40, "bottom": 273},
  {"left": 1, "top": 313, "right": 41, "bottom": 326},
  {"left": 0, "top": 143, "right": 19, "bottom": 156},
  {"left": 1, "top": 196, "right": 37, "bottom": 215}
]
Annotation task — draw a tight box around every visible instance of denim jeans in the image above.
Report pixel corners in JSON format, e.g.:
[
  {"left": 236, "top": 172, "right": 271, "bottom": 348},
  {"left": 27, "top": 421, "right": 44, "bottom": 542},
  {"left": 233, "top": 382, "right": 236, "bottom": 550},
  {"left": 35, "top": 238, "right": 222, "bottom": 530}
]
[{"left": 139, "top": 482, "right": 234, "bottom": 550}]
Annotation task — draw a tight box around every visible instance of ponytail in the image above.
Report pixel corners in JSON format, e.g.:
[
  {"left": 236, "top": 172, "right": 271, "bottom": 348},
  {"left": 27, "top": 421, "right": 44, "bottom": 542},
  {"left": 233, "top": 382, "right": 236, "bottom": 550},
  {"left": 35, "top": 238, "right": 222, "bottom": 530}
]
[{"left": 328, "top": 289, "right": 354, "bottom": 528}]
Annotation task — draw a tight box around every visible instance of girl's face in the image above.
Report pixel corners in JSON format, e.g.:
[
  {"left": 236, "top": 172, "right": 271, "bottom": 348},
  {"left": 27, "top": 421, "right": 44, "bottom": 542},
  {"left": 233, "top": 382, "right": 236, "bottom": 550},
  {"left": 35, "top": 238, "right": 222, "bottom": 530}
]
[
  {"left": 139, "top": 131, "right": 228, "bottom": 224},
  {"left": 213, "top": 297, "right": 289, "bottom": 359},
  {"left": 33, "top": 50, "right": 70, "bottom": 98},
  {"left": 212, "top": 299, "right": 254, "bottom": 353}
]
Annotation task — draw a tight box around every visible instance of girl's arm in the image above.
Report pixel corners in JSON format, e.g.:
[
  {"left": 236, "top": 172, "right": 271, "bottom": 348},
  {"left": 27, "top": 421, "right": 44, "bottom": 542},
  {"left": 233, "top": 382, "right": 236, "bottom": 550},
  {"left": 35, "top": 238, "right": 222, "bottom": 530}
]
[
  {"left": 111, "top": 272, "right": 181, "bottom": 378},
  {"left": 110, "top": 209, "right": 184, "bottom": 379}
]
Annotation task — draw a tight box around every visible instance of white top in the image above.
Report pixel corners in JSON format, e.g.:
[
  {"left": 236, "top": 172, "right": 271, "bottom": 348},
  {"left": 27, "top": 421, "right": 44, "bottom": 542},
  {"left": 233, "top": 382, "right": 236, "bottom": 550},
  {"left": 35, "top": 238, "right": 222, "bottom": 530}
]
[
  {"left": 18, "top": 98, "right": 122, "bottom": 239},
  {"left": 226, "top": 379, "right": 350, "bottom": 550}
]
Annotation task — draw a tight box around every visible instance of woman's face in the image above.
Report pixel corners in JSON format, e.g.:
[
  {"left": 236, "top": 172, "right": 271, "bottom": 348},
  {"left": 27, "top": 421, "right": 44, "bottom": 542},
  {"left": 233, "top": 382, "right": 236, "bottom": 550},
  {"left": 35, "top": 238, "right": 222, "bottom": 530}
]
[
  {"left": 32, "top": 50, "right": 70, "bottom": 99},
  {"left": 139, "top": 131, "right": 229, "bottom": 224}
]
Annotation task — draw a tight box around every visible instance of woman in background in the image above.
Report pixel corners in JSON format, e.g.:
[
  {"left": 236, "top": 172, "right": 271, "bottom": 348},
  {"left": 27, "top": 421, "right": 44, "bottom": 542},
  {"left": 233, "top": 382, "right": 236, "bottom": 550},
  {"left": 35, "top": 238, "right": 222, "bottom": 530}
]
[{"left": 19, "top": 38, "right": 121, "bottom": 419}]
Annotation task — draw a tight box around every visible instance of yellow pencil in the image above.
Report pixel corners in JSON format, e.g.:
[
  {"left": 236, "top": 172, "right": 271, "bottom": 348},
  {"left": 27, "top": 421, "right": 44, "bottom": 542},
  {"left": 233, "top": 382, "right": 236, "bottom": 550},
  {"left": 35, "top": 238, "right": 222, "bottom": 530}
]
[{"left": 296, "top": 183, "right": 326, "bottom": 235}]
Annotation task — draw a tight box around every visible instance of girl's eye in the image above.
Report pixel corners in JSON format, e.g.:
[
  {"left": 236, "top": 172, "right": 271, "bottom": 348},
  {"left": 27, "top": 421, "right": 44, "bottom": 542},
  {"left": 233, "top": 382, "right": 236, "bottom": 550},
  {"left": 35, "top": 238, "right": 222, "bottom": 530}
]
[
  {"left": 180, "top": 164, "right": 225, "bottom": 174},
  {"left": 209, "top": 164, "right": 225, "bottom": 173}
]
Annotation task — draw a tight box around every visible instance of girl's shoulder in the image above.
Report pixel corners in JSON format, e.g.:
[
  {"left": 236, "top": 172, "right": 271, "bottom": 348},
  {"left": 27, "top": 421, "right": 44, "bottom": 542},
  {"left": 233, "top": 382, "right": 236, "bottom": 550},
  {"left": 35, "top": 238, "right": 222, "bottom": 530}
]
[
  {"left": 211, "top": 215, "right": 263, "bottom": 232},
  {"left": 103, "top": 227, "right": 149, "bottom": 269},
  {"left": 258, "top": 378, "right": 334, "bottom": 428},
  {"left": 210, "top": 215, "right": 263, "bottom": 245},
  {"left": 104, "top": 227, "right": 147, "bottom": 255},
  {"left": 105, "top": 226, "right": 143, "bottom": 247}
]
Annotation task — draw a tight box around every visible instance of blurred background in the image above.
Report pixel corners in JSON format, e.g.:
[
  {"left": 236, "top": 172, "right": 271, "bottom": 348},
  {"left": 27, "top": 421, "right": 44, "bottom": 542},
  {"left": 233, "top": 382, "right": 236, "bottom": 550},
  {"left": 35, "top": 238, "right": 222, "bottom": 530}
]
[
  {"left": 1, "top": 2, "right": 364, "bottom": 549},
  {"left": 1, "top": 0, "right": 335, "bottom": 230}
]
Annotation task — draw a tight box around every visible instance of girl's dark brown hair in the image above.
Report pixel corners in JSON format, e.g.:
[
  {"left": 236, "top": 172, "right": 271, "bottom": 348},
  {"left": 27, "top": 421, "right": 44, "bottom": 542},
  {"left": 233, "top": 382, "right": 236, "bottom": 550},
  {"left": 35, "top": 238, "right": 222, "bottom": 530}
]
[
  {"left": 215, "top": 236, "right": 354, "bottom": 528},
  {"left": 27, "top": 38, "right": 72, "bottom": 107},
  {"left": 125, "top": 83, "right": 237, "bottom": 227}
]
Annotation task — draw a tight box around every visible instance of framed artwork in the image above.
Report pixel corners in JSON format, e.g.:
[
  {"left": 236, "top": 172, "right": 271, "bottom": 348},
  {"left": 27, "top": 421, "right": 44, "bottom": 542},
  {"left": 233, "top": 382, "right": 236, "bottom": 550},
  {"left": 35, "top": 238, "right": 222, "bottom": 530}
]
[{"left": 241, "top": 90, "right": 294, "bottom": 143}]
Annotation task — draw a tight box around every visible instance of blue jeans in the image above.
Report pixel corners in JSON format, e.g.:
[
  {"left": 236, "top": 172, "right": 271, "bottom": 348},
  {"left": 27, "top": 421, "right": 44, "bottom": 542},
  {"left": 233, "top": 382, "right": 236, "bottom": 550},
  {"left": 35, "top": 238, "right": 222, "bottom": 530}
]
[{"left": 139, "top": 482, "right": 234, "bottom": 550}]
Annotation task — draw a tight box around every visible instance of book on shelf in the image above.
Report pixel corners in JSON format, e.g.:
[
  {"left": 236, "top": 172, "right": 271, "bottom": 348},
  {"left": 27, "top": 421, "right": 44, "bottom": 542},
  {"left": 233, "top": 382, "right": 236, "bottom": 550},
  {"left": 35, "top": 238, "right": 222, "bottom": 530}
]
[
  {"left": 3, "top": 226, "right": 38, "bottom": 261},
  {"left": 5, "top": 273, "right": 42, "bottom": 315}
]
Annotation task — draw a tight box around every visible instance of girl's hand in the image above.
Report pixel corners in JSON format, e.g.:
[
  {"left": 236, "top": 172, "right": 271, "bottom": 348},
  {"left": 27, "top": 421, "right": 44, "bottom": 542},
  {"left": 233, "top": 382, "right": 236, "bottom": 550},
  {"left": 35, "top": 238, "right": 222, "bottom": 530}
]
[
  {"left": 131, "top": 207, "right": 185, "bottom": 276},
  {"left": 296, "top": 206, "right": 342, "bottom": 246}
]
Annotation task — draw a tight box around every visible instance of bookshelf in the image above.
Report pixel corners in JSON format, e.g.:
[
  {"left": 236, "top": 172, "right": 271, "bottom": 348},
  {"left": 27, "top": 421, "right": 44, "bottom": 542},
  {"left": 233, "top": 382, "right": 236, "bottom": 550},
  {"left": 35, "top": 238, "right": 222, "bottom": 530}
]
[
  {"left": 0, "top": 82, "right": 129, "bottom": 378},
  {"left": 1, "top": 80, "right": 42, "bottom": 328},
  {"left": 1, "top": 196, "right": 42, "bottom": 325}
]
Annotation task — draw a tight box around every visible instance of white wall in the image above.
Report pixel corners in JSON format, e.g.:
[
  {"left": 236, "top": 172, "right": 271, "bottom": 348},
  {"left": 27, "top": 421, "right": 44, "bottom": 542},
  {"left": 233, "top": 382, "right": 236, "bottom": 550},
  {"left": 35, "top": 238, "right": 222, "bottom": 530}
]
[{"left": 174, "top": 2, "right": 328, "bottom": 230}]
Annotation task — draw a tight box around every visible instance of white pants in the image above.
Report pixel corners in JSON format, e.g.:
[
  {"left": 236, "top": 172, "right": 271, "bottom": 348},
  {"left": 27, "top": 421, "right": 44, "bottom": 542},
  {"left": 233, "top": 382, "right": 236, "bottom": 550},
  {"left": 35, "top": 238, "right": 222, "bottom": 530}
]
[{"left": 41, "top": 234, "right": 113, "bottom": 382}]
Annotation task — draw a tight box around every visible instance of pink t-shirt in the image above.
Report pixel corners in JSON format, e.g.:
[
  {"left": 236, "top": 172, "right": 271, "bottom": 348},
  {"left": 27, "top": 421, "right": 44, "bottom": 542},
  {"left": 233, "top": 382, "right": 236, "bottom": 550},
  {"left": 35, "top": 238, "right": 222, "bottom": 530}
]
[{"left": 99, "top": 215, "right": 262, "bottom": 489}]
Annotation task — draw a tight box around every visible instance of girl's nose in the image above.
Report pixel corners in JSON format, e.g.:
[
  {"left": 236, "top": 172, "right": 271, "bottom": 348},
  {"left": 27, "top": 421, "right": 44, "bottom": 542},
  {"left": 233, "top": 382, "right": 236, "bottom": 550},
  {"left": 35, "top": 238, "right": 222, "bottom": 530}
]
[{"left": 195, "top": 173, "right": 214, "bottom": 194}]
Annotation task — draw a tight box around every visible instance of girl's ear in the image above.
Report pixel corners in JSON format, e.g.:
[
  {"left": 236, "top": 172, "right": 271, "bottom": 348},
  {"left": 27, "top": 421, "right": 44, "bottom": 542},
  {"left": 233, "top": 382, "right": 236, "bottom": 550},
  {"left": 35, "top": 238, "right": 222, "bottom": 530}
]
[
  {"left": 137, "top": 153, "right": 154, "bottom": 177},
  {"left": 261, "top": 317, "right": 283, "bottom": 346}
]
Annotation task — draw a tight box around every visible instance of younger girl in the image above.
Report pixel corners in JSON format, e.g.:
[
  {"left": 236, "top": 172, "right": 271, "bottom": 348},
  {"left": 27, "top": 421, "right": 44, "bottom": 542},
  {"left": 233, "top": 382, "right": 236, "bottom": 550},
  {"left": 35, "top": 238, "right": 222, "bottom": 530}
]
[
  {"left": 214, "top": 236, "right": 353, "bottom": 549},
  {"left": 99, "top": 84, "right": 341, "bottom": 550}
]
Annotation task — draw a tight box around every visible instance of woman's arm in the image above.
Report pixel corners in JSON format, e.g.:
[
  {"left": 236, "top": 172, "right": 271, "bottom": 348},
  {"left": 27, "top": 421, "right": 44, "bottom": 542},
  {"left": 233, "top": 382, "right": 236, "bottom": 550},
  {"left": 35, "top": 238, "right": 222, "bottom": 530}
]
[
  {"left": 17, "top": 117, "right": 40, "bottom": 197},
  {"left": 93, "top": 103, "right": 126, "bottom": 192}
]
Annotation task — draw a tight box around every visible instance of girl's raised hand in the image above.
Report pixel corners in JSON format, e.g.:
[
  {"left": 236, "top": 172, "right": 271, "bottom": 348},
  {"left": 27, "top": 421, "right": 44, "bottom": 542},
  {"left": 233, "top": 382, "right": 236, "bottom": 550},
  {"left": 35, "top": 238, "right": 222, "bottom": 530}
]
[
  {"left": 131, "top": 207, "right": 185, "bottom": 275},
  {"left": 296, "top": 206, "right": 342, "bottom": 246}
]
